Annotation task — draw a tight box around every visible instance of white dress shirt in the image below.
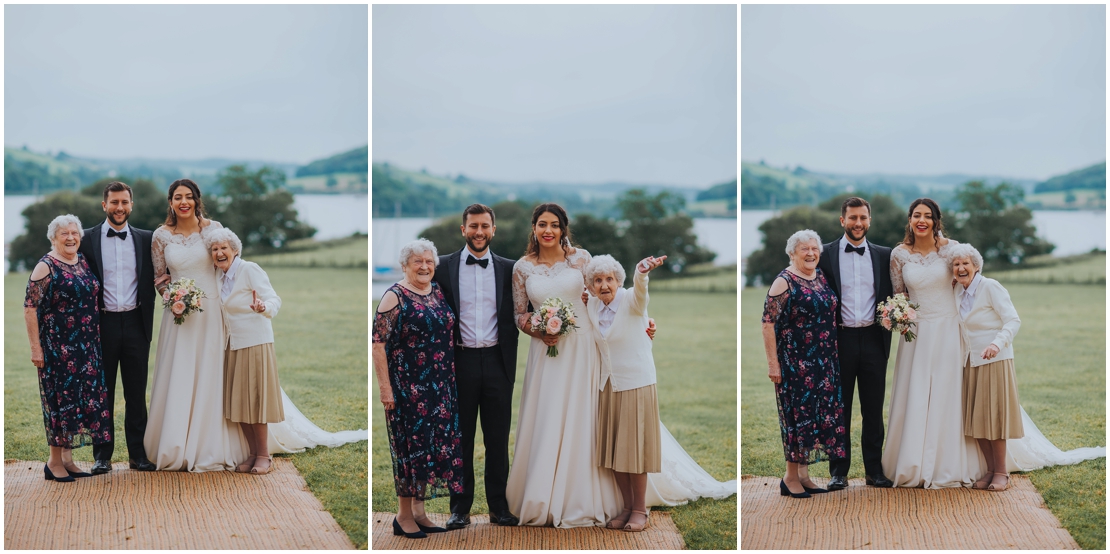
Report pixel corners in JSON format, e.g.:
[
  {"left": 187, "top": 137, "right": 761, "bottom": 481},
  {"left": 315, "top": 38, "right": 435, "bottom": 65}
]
[
  {"left": 838, "top": 235, "right": 876, "bottom": 327},
  {"left": 221, "top": 256, "right": 244, "bottom": 301},
  {"left": 101, "top": 220, "right": 138, "bottom": 312},
  {"left": 597, "top": 287, "right": 623, "bottom": 336},
  {"left": 457, "top": 249, "right": 498, "bottom": 348},
  {"left": 959, "top": 272, "right": 983, "bottom": 319}
]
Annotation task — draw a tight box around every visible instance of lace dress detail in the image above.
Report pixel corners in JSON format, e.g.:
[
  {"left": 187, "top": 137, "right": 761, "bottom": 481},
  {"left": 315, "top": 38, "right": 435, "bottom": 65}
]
[
  {"left": 512, "top": 249, "right": 592, "bottom": 330},
  {"left": 151, "top": 221, "right": 224, "bottom": 281}
]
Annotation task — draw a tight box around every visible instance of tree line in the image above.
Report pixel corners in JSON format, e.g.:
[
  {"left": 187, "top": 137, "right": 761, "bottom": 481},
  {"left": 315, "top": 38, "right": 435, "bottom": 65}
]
[
  {"left": 744, "top": 181, "right": 1055, "bottom": 287},
  {"left": 9, "top": 166, "right": 316, "bottom": 272},
  {"left": 418, "top": 189, "right": 717, "bottom": 278}
]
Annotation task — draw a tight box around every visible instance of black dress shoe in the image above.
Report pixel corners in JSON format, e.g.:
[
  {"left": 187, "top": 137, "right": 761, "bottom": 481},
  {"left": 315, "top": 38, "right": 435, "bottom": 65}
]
[
  {"left": 827, "top": 475, "right": 848, "bottom": 491},
  {"left": 392, "top": 518, "right": 427, "bottom": 539},
  {"left": 129, "top": 458, "right": 156, "bottom": 471},
  {"left": 90, "top": 460, "right": 112, "bottom": 475},
  {"left": 866, "top": 474, "right": 894, "bottom": 488},
  {"left": 489, "top": 509, "right": 519, "bottom": 526},
  {"left": 445, "top": 513, "right": 470, "bottom": 530}
]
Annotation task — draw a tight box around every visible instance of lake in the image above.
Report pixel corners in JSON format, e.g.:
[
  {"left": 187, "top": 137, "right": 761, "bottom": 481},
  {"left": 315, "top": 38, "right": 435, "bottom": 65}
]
[
  {"left": 741, "top": 209, "right": 1106, "bottom": 258},
  {"left": 4, "top": 193, "right": 368, "bottom": 245},
  {"left": 372, "top": 217, "right": 738, "bottom": 299}
]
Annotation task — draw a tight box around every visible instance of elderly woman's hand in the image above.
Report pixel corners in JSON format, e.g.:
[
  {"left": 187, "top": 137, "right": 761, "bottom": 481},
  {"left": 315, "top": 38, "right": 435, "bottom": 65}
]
[
  {"left": 30, "top": 345, "right": 44, "bottom": 369},
  {"left": 638, "top": 255, "right": 667, "bottom": 273},
  {"left": 250, "top": 290, "right": 267, "bottom": 313},
  {"left": 581, "top": 287, "right": 589, "bottom": 305},
  {"left": 646, "top": 318, "right": 656, "bottom": 340},
  {"left": 768, "top": 364, "right": 782, "bottom": 384},
  {"left": 380, "top": 386, "right": 396, "bottom": 411},
  {"left": 981, "top": 344, "right": 1000, "bottom": 360}
]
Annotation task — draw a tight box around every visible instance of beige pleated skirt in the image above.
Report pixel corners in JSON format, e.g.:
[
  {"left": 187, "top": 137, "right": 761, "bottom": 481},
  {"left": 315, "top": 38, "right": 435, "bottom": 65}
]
[
  {"left": 597, "top": 380, "right": 661, "bottom": 474},
  {"left": 963, "top": 358, "right": 1024, "bottom": 440},
  {"left": 224, "top": 343, "right": 285, "bottom": 424}
]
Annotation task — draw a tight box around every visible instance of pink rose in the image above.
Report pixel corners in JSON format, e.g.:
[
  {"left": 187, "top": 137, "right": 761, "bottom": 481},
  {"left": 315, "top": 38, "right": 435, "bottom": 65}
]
[
  {"left": 163, "top": 290, "right": 171, "bottom": 302},
  {"left": 546, "top": 306, "right": 557, "bottom": 317},
  {"left": 172, "top": 301, "right": 186, "bottom": 315},
  {"left": 905, "top": 307, "right": 916, "bottom": 320},
  {"left": 546, "top": 316, "right": 563, "bottom": 335},
  {"left": 530, "top": 314, "right": 542, "bottom": 328},
  {"left": 882, "top": 306, "right": 890, "bottom": 316},
  {"left": 881, "top": 316, "right": 892, "bottom": 330},
  {"left": 174, "top": 289, "right": 185, "bottom": 301}
]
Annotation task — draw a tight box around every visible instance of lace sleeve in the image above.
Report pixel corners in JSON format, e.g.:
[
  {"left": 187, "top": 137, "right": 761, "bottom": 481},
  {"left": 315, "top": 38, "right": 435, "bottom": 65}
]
[
  {"left": 372, "top": 305, "right": 399, "bottom": 344},
  {"left": 890, "top": 246, "right": 907, "bottom": 296},
  {"left": 24, "top": 268, "right": 52, "bottom": 310},
  {"left": 512, "top": 259, "right": 532, "bottom": 330},
  {"left": 761, "top": 286, "right": 789, "bottom": 326},
  {"left": 152, "top": 227, "right": 169, "bottom": 279}
]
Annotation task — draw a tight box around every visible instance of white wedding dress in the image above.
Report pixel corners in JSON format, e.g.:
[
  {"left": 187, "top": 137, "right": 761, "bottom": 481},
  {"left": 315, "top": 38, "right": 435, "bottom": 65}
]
[
  {"left": 883, "top": 240, "right": 1103, "bottom": 487},
  {"left": 144, "top": 222, "right": 366, "bottom": 472},
  {"left": 506, "top": 249, "right": 735, "bottom": 527}
]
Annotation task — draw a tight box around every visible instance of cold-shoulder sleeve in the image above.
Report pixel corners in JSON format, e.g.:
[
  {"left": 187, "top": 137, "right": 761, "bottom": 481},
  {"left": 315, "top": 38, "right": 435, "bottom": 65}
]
[
  {"left": 152, "top": 227, "right": 169, "bottom": 279},
  {"left": 373, "top": 305, "right": 399, "bottom": 344},
  {"left": 762, "top": 283, "right": 789, "bottom": 327},
  {"left": 24, "top": 265, "right": 52, "bottom": 311},
  {"left": 512, "top": 259, "right": 532, "bottom": 330},
  {"left": 890, "top": 246, "right": 907, "bottom": 296}
]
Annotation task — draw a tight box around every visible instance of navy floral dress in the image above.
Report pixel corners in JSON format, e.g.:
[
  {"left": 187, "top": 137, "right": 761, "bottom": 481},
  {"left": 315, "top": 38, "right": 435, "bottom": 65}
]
[
  {"left": 24, "top": 254, "right": 112, "bottom": 448},
  {"left": 762, "top": 269, "right": 847, "bottom": 464},
  {"left": 372, "top": 282, "right": 463, "bottom": 499}
]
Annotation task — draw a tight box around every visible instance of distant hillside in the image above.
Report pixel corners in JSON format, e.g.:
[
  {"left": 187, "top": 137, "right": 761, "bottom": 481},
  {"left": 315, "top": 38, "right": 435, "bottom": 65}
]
[
  {"left": 295, "top": 145, "right": 368, "bottom": 177},
  {"left": 1033, "top": 162, "right": 1105, "bottom": 193}
]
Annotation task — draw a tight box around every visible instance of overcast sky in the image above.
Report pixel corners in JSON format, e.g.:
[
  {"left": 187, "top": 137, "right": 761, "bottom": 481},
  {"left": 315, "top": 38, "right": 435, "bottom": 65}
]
[
  {"left": 373, "top": 4, "right": 737, "bottom": 188},
  {"left": 5, "top": 4, "right": 367, "bottom": 164},
  {"left": 742, "top": 4, "right": 1105, "bottom": 180}
]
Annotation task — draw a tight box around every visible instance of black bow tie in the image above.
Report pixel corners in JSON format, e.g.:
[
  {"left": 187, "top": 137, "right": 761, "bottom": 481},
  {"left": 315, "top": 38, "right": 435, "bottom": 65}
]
[
  {"left": 845, "top": 243, "right": 866, "bottom": 256},
  {"left": 466, "top": 255, "right": 489, "bottom": 268},
  {"left": 107, "top": 228, "right": 128, "bottom": 240}
]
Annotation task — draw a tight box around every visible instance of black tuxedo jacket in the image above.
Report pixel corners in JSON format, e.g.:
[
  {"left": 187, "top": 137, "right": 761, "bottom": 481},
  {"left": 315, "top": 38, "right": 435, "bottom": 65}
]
[
  {"left": 817, "top": 237, "right": 895, "bottom": 359},
  {"left": 433, "top": 248, "right": 520, "bottom": 383},
  {"left": 79, "top": 223, "right": 157, "bottom": 343}
]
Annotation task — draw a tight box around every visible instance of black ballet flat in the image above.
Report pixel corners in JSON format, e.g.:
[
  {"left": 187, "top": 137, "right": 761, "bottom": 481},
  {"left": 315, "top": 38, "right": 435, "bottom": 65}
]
[
  {"left": 43, "top": 464, "right": 75, "bottom": 483},
  {"left": 392, "top": 518, "right": 427, "bottom": 539},
  {"left": 779, "top": 479, "right": 811, "bottom": 498}
]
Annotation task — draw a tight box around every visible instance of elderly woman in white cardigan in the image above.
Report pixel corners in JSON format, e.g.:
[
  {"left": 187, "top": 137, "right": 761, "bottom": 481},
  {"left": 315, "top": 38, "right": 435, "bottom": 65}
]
[
  {"left": 205, "top": 227, "right": 284, "bottom": 475},
  {"left": 951, "top": 243, "right": 1023, "bottom": 492},
  {"left": 584, "top": 253, "right": 667, "bottom": 532}
]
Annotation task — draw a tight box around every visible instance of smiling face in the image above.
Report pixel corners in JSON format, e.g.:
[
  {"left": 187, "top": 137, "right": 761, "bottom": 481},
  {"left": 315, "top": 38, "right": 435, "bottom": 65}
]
[
  {"left": 210, "top": 241, "right": 237, "bottom": 271},
  {"left": 170, "top": 185, "right": 198, "bottom": 222},
  {"left": 403, "top": 250, "right": 436, "bottom": 287},
  {"left": 841, "top": 205, "right": 871, "bottom": 243},
  {"left": 589, "top": 272, "right": 620, "bottom": 305},
  {"left": 791, "top": 240, "right": 821, "bottom": 273},
  {"left": 533, "top": 211, "right": 563, "bottom": 251},
  {"left": 909, "top": 203, "right": 936, "bottom": 239},
  {"left": 52, "top": 223, "right": 81, "bottom": 257},
  {"left": 103, "top": 190, "right": 133, "bottom": 228},
  {"left": 953, "top": 256, "right": 977, "bottom": 287},
  {"left": 462, "top": 212, "right": 495, "bottom": 255}
]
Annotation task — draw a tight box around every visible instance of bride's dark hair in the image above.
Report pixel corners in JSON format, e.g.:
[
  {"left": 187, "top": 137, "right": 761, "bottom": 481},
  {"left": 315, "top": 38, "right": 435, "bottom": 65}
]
[
  {"left": 901, "top": 197, "right": 945, "bottom": 247},
  {"left": 164, "top": 179, "right": 208, "bottom": 227},
  {"left": 524, "top": 203, "right": 575, "bottom": 259}
]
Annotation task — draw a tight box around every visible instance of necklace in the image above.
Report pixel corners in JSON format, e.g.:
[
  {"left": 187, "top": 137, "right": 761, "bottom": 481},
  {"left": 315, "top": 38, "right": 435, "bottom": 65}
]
[
  {"left": 401, "top": 278, "right": 432, "bottom": 295},
  {"left": 51, "top": 250, "right": 78, "bottom": 265},
  {"left": 789, "top": 265, "right": 816, "bottom": 280}
]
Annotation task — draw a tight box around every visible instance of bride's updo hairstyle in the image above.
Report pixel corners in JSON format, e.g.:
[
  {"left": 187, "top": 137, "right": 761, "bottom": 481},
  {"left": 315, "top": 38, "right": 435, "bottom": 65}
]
[
  {"left": 164, "top": 178, "right": 208, "bottom": 227},
  {"left": 901, "top": 197, "right": 945, "bottom": 247},
  {"left": 525, "top": 202, "right": 575, "bottom": 259}
]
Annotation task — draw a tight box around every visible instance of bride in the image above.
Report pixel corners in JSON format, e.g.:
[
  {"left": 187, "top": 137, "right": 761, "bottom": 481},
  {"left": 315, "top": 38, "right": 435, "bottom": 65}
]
[
  {"left": 143, "top": 179, "right": 365, "bottom": 472},
  {"left": 882, "top": 198, "right": 1104, "bottom": 488},
  {"left": 505, "top": 203, "right": 734, "bottom": 528}
]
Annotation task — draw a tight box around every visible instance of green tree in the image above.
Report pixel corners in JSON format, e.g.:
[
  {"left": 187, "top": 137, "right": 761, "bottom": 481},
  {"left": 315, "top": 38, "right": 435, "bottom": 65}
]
[
  {"left": 209, "top": 166, "right": 316, "bottom": 252},
  {"left": 948, "top": 181, "right": 1054, "bottom": 266}
]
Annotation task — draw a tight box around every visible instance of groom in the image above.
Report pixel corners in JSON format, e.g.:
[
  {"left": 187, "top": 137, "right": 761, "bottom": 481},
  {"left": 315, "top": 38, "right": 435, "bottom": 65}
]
[
  {"left": 432, "top": 204, "right": 520, "bottom": 528},
  {"left": 78, "top": 182, "right": 157, "bottom": 474},
  {"left": 816, "top": 197, "right": 894, "bottom": 490}
]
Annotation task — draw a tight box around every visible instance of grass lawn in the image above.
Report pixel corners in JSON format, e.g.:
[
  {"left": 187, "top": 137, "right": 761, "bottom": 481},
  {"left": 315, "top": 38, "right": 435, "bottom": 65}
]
[
  {"left": 373, "top": 291, "right": 738, "bottom": 549},
  {"left": 6, "top": 265, "right": 369, "bottom": 549},
  {"left": 741, "top": 282, "right": 1105, "bottom": 549},
  {"left": 992, "top": 251, "right": 1106, "bottom": 285},
  {"left": 250, "top": 235, "right": 368, "bottom": 269}
]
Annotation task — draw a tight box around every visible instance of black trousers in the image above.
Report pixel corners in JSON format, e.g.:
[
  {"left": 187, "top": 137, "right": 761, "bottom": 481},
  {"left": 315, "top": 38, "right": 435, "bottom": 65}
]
[
  {"left": 93, "top": 309, "right": 150, "bottom": 461},
  {"left": 450, "top": 344, "right": 514, "bottom": 515},
  {"left": 830, "top": 324, "right": 887, "bottom": 477}
]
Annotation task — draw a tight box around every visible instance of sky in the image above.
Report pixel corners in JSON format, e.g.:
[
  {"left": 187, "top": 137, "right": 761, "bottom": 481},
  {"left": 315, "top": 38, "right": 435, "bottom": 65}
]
[
  {"left": 372, "top": 4, "right": 737, "bottom": 188},
  {"left": 742, "top": 4, "right": 1105, "bottom": 180},
  {"left": 5, "top": 4, "right": 368, "bottom": 165}
]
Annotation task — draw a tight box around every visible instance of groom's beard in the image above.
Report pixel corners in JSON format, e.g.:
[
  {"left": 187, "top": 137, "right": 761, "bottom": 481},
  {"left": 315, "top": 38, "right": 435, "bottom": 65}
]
[
  {"left": 108, "top": 211, "right": 130, "bottom": 227},
  {"left": 466, "top": 235, "right": 491, "bottom": 255},
  {"left": 846, "top": 226, "right": 868, "bottom": 242}
]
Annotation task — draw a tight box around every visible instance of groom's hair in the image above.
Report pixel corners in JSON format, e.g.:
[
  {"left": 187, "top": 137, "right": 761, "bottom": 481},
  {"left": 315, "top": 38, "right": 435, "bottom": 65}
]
[
  {"left": 462, "top": 203, "right": 496, "bottom": 226},
  {"left": 103, "top": 181, "right": 132, "bottom": 201},
  {"left": 841, "top": 196, "right": 870, "bottom": 217}
]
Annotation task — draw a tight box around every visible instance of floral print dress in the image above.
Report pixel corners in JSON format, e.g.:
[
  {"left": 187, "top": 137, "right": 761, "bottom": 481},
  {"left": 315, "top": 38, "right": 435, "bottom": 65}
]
[
  {"left": 372, "top": 282, "right": 463, "bottom": 499},
  {"left": 24, "top": 254, "right": 112, "bottom": 448},
  {"left": 762, "top": 268, "right": 847, "bottom": 464}
]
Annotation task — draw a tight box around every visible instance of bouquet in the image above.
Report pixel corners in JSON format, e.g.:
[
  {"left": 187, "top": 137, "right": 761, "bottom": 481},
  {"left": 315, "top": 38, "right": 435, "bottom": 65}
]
[
  {"left": 876, "top": 293, "right": 920, "bottom": 342},
  {"left": 162, "top": 278, "right": 207, "bottom": 325},
  {"left": 529, "top": 297, "right": 580, "bottom": 357}
]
